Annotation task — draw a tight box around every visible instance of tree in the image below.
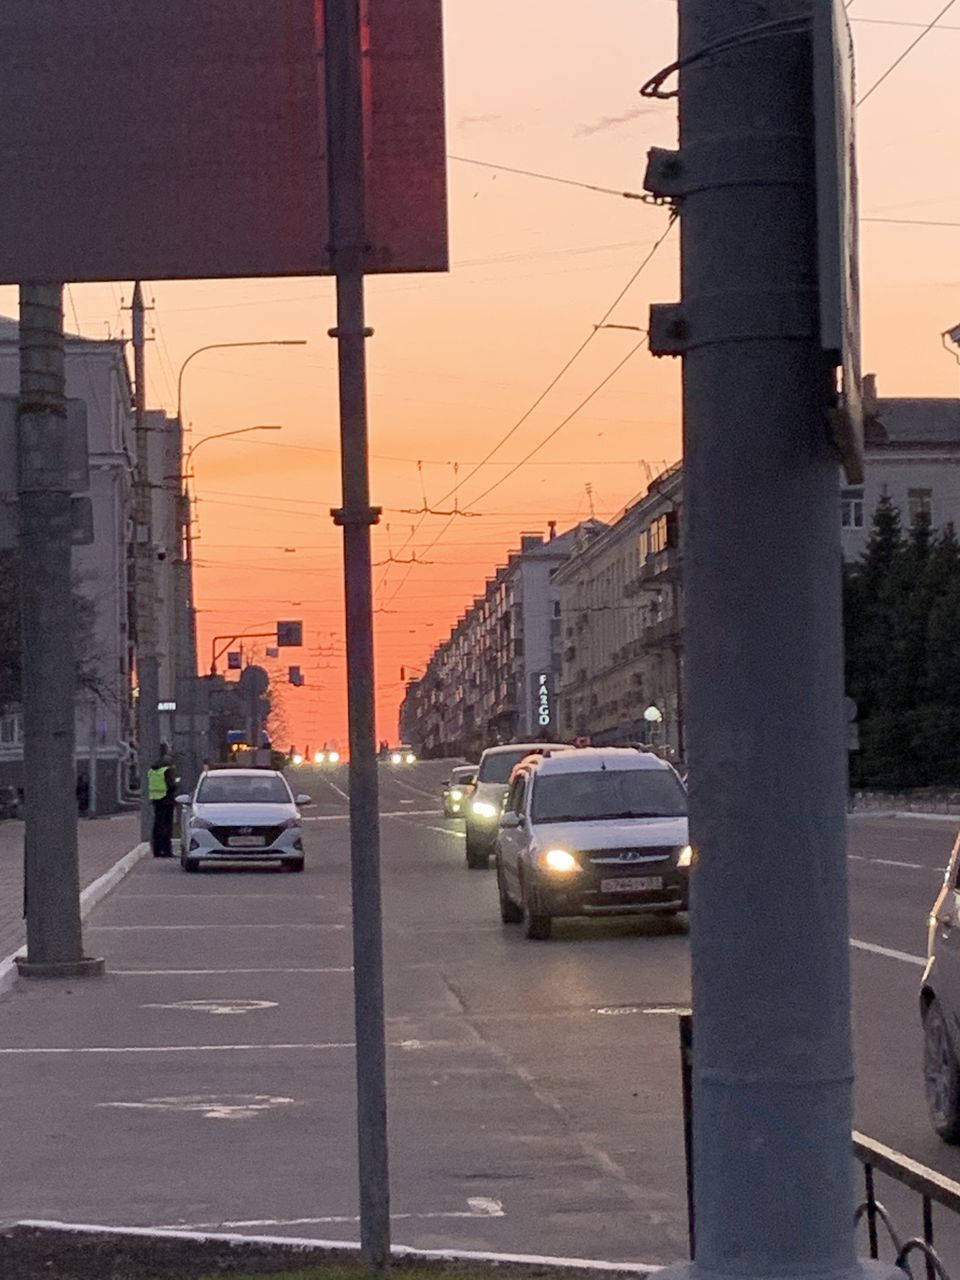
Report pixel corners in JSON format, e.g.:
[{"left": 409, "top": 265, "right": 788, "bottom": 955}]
[
  {"left": 0, "top": 549, "right": 103, "bottom": 709},
  {"left": 845, "top": 502, "right": 960, "bottom": 789}
]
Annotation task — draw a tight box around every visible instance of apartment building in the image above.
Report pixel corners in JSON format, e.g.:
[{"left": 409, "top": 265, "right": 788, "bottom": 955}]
[
  {"left": 841, "top": 375, "right": 960, "bottom": 556},
  {"left": 555, "top": 464, "right": 683, "bottom": 759},
  {"left": 399, "top": 523, "right": 602, "bottom": 759}
]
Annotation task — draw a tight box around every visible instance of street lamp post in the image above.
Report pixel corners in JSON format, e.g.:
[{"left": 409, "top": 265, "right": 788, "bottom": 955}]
[
  {"left": 175, "top": 423, "right": 282, "bottom": 786},
  {"left": 172, "top": 339, "right": 304, "bottom": 788}
]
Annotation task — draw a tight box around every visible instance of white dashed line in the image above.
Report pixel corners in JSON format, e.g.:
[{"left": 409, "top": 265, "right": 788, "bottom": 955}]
[{"left": 849, "top": 938, "right": 925, "bottom": 967}]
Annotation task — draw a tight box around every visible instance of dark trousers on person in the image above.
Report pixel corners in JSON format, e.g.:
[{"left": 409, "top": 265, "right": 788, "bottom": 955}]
[{"left": 152, "top": 798, "right": 175, "bottom": 857}]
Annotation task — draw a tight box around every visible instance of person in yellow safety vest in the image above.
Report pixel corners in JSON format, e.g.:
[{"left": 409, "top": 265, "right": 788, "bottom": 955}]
[{"left": 148, "top": 744, "right": 179, "bottom": 858}]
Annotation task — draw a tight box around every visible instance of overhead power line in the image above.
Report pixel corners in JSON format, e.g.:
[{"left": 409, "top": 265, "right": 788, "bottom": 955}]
[
  {"left": 465, "top": 339, "right": 649, "bottom": 508},
  {"left": 448, "top": 154, "right": 651, "bottom": 202},
  {"left": 857, "top": 0, "right": 959, "bottom": 106},
  {"left": 432, "top": 212, "right": 677, "bottom": 511}
]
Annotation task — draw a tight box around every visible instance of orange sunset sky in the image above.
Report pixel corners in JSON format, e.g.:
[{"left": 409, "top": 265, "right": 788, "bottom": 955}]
[{"left": 1, "top": 0, "right": 958, "bottom": 750}]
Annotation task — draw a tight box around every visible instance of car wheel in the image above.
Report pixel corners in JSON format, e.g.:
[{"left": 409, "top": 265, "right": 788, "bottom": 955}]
[
  {"left": 924, "top": 999, "right": 960, "bottom": 1142},
  {"left": 522, "top": 881, "right": 552, "bottom": 941},
  {"left": 283, "top": 858, "right": 305, "bottom": 873},
  {"left": 497, "top": 858, "right": 523, "bottom": 924},
  {"left": 465, "top": 830, "right": 489, "bottom": 870},
  {"left": 180, "top": 856, "right": 199, "bottom": 873}
]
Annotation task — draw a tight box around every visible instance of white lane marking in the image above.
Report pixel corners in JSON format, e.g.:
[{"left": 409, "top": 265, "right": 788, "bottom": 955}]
[
  {"left": 114, "top": 967, "right": 353, "bottom": 977},
  {"left": 86, "top": 923, "right": 346, "bottom": 932},
  {"left": 15, "top": 1223, "right": 660, "bottom": 1274},
  {"left": 0, "top": 1038, "right": 451, "bottom": 1057},
  {"left": 119, "top": 893, "right": 328, "bottom": 900},
  {"left": 873, "top": 858, "right": 924, "bottom": 870},
  {"left": 142, "top": 999, "right": 279, "bottom": 1016},
  {"left": 848, "top": 854, "right": 867, "bottom": 862},
  {"left": 98, "top": 1094, "right": 297, "bottom": 1120},
  {"left": 415, "top": 823, "right": 466, "bottom": 839},
  {"left": 850, "top": 938, "right": 925, "bottom": 967},
  {"left": 178, "top": 1199, "right": 505, "bottom": 1231}
]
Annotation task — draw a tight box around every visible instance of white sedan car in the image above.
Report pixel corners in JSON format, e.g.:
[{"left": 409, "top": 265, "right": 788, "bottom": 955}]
[{"left": 177, "top": 768, "right": 311, "bottom": 873}]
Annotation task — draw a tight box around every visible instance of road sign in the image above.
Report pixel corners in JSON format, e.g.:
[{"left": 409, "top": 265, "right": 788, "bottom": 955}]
[
  {"left": 239, "top": 665, "right": 270, "bottom": 697},
  {"left": 814, "top": 0, "right": 863, "bottom": 483},
  {"left": 0, "top": 0, "right": 447, "bottom": 283},
  {"left": 277, "top": 621, "right": 303, "bottom": 647},
  {"left": 289, "top": 666, "right": 305, "bottom": 687}
]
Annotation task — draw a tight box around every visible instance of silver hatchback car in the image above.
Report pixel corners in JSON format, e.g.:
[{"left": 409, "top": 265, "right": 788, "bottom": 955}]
[{"left": 921, "top": 831, "right": 960, "bottom": 1140}]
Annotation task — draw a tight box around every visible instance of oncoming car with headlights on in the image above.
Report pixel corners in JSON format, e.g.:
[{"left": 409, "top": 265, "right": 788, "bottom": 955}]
[
  {"left": 494, "top": 748, "right": 691, "bottom": 940},
  {"left": 442, "top": 765, "right": 477, "bottom": 818},
  {"left": 465, "top": 741, "right": 574, "bottom": 869},
  {"left": 177, "top": 768, "right": 313, "bottom": 873}
]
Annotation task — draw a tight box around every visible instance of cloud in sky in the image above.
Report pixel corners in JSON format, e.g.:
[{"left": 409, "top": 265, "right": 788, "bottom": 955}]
[{"left": 576, "top": 104, "right": 657, "bottom": 136}]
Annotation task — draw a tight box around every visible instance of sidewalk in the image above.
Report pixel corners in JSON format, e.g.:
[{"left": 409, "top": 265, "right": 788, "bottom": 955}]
[{"left": 0, "top": 813, "right": 140, "bottom": 960}]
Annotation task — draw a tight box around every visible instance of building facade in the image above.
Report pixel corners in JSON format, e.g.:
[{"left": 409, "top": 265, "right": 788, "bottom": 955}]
[
  {"left": 555, "top": 465, "right": 684, "bottom": 759},
  {"left": 399, "top": 523, "right": 601, "bottom": 759},
  {"left": 841, "top": 376, "right": 960, "bottom": 557}
]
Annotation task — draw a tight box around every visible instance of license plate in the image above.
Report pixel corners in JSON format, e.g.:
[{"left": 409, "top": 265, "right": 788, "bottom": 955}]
[
  {"left": 228, "top": 835, "right": 266, "bottom": 848},
  {"left": 601, "top": 876, "right": 663, "bottom": 894}
]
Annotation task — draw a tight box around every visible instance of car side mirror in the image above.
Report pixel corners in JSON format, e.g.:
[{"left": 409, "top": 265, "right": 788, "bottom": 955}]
[
  {"left": 175, "top": 794, "right": 191, "bottom": 805},
  {"left": 500, "top": 812, "right": 521, "bottom": 830},
  {"left": 296, "top": 794, "right": 313, "bottom": 806}
]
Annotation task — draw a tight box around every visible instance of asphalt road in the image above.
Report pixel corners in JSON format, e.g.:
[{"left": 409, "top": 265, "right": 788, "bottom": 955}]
[{"left": 0, "top": 764, "right": 958, "bottom": 1268}]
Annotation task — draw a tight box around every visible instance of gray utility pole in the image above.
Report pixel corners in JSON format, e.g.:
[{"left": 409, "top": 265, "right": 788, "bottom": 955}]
[
  {"left": 646, "top": 4, "right": 889, "bottom": 1280},
  {"left": 324, "top": 0, "right": 390, "bottom": 1269},
  {"left": 16, "top": 285, "right": 102, "bottom": 979},
  {"left": 132, "top": 283, "right": 161, "bottom": 841}
]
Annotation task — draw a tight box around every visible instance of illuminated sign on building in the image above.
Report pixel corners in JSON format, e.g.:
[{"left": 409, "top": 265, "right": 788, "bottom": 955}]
[{"left": 532, "top": 673, "right": 554, "bottom": 732}]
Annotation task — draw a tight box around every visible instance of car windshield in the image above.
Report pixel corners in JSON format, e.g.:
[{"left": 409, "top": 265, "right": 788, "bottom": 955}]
[
  {"left": 531, "top": 768, "right": 687, "bottom": 823},
  {"left": 452, "top": 768, "right": 475, "bottom": 783},
  {"left": 478, "top": 749, "right": 543, "bottom": 784},
  {"left": 196, "top": 774, "right": 291, "bottom": 805}
]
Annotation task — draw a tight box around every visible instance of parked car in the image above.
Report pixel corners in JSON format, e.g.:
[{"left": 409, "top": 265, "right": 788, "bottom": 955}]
[
  {"left": 176, "top": 768, "right": 312, "bottom": 873},
  {"left": 465, "top": 741, "right": 574, "bottom": 869},
  {"left": 495, "top": 747, "right": 691, "bottom": 940},
  {"left": 442, "top": 765, "right": 476, "bottom": 818},
  {"left": 922, "top": 835, "right": 960, "bottom": 1140}
]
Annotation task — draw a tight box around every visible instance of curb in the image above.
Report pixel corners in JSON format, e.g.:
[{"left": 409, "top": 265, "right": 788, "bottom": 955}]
[
  {"left": 849, "top": 810, "right": 960, "bottom": 824},
  {"left": 8, "top": 1221, "right": 660, "bottom": 1276},
  {"left": 0, "top": 841, "right": 149, "bottom": 998}
]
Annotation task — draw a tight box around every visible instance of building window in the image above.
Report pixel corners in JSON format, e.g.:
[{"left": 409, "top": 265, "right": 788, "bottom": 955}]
[
  {"left": 840, "top": 488, "right": 864, "bottom": 530},
  {"left": 908, "top": 488, "right": 932, "bottom": 525}
]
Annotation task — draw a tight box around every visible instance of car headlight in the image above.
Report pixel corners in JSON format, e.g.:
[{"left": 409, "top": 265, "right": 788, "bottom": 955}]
[
  {"left": 677, "top": 844, "right": 693, "bottom": 868},
  {"left": 471, "top": 800, "right": 498, "bottom": 820},
  {"left": 314, "top": 752, "right": 325, "bottom": 764},
  {"left": 405, "top": 753, "right": 416, "bottom": 764},
  {"left": 190, "top": 816, "right": 213, "bottom": 830},
  {"left": 390, "top": 752, "right": 402, "bottom": 765},
  {"left": 451, "top": 788, "right": 463, "bottom": 802},
  {"left": 280, "top": 818, "right": 302, "bottom": 831},
  {"left": 538, "top": 848, "right": 580, "bottom": 874},
  {"left": 328, "top": 751, "right": 340, "bottom": 764}
]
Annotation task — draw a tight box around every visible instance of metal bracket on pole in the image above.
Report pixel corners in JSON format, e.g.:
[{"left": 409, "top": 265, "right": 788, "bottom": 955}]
[
  {"left": 328, "top": 325, "right": 375, "bottom": 339},
  {"left": 331, "top": 506, "right": 382, "bottom": 527}
]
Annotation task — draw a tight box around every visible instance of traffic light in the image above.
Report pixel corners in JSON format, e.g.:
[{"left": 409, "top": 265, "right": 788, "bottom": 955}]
[{"left": 277, "top": 620, "right": 303, "bottom": 647}]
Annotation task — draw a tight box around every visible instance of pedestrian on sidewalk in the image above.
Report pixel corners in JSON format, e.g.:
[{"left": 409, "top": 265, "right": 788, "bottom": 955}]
[{"left": 148, "top": 745, "right": 179, "bottom": 858}]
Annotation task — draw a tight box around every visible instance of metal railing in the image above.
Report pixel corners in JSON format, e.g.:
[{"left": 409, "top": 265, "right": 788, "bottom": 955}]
[
  {"left": 679, "top": 1014, "right": 960, "bottom": 1279},
  {"left": 854, "top": 1132, "right": 960, "bottom": 1280}
]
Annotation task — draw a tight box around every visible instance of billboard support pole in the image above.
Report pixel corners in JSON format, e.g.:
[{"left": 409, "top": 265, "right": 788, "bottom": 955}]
[{"left": 325, "top": 0, "right": 390, "bottom": 1271}]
